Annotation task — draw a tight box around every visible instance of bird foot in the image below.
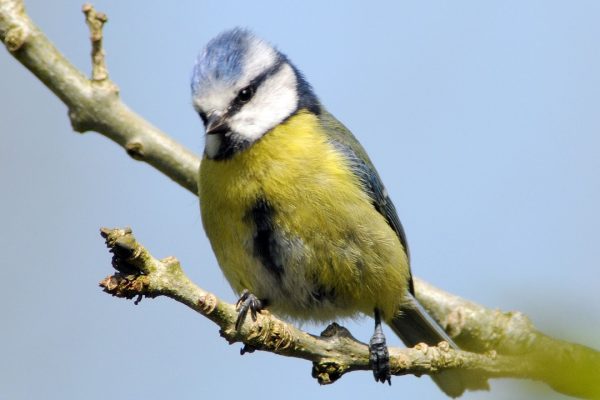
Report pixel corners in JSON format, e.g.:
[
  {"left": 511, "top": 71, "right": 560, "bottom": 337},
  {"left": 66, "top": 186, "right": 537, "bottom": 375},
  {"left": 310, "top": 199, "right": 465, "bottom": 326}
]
[
  {"left": 369, "top": 323, "right": 391, "bottom": 384},
  {"left": 235, "top": 289, "right": 264, "bottom": 331}
]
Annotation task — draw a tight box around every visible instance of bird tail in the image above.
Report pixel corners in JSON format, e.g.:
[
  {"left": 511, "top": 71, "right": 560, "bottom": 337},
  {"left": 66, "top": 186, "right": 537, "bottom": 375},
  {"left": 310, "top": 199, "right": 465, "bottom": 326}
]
[{"left": 388, "top": 293, "right": 489, "bottom": 398}]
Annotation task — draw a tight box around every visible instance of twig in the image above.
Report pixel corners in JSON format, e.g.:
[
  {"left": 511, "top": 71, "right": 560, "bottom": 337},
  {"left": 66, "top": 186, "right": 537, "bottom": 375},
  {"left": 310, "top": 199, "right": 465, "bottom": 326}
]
[
  {"left": 96, "top": 228, "right": 537, "bottom": 387},
  {"left": 0, "top": 0, "right": 199, "bottom": 193},
  {"left": 98, "top": 228, "right": 600, "bottom": 398},
  {"left": 82, "top": 3, "right": 108, "bottom": 81}
]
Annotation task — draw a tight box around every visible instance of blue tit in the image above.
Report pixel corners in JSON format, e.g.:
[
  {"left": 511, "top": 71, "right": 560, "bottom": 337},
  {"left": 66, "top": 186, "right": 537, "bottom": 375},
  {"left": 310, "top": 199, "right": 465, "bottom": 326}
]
[{"left": 191, "top": 28, "right": 487, "bottom": 396}]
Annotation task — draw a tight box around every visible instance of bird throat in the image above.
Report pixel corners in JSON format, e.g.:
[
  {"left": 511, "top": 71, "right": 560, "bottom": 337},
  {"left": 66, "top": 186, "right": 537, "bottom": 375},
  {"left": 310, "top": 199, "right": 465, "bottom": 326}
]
[{"left": 204, "top": 131, "right": 251, "bottom": 160}]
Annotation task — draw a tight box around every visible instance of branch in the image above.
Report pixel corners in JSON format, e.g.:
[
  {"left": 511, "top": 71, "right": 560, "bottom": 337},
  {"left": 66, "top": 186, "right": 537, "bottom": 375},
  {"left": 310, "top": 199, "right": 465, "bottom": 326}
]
[
  {"left": 97, "top": 228, "right": 541, "bottom": 386},
  {"left": 98, "top": 228, "right": 600, "bottom": 398},
  {"left": 0, "top": 0, "right": 199, "bottom": 193},
  {"left": 415, "top": 280, "right": 600, "bottom": 399},
  {"left": 2, "top": 2, "right": 600, "bottom": 398}
]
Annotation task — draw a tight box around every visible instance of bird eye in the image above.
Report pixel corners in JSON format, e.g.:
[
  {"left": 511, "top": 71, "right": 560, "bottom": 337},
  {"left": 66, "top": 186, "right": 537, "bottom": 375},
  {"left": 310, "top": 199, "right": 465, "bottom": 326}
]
[{"left": 236, "top": 85, "right": 255, "bottom": 104}]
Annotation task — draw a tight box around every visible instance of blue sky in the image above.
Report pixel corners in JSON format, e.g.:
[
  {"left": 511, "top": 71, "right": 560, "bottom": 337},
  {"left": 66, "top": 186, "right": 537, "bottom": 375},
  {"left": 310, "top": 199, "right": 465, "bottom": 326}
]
[{"left": 1, "top": 1, "right": 599, "bottom": 399}]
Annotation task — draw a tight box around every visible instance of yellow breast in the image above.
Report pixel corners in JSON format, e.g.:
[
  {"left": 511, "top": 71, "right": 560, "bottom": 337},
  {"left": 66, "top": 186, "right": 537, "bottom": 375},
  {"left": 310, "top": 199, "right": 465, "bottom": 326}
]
[{"left": 199, "top": 111, "right": 409, "bottom": 321}]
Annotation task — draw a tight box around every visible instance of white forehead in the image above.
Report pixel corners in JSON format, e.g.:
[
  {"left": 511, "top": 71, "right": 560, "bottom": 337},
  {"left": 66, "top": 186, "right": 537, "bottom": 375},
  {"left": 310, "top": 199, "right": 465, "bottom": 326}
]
[
  {"left": 192, "top": 36, "right": 279, "bottom": 114},
  {"left": 243, "top": 39, "right": 278, "bottom": 85}
]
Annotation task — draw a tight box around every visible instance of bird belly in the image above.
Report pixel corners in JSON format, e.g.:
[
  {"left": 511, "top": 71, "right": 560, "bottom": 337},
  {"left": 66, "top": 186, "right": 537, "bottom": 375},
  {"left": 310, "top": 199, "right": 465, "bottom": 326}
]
[{"left": 199, "top": 112, "right": 409, "bottom": 321}]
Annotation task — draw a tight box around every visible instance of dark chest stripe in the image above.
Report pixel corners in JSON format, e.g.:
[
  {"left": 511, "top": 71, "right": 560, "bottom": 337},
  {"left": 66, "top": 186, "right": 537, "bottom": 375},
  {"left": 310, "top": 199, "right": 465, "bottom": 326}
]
[{"left": 248, "top": 197, "right": 285, "bottom": 280}]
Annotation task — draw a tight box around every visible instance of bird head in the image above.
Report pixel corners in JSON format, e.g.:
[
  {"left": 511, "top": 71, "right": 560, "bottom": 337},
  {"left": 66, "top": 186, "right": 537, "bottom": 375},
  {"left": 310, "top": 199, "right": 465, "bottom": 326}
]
[{"left": 191, "top": 28, "right": 319, "bottom": 159}]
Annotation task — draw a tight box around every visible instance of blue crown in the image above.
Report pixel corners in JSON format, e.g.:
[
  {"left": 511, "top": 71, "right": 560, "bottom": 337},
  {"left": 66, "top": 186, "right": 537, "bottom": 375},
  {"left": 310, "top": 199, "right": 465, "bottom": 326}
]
[{"left": 191, "top": 28, "right": 258, "bottom": 95}]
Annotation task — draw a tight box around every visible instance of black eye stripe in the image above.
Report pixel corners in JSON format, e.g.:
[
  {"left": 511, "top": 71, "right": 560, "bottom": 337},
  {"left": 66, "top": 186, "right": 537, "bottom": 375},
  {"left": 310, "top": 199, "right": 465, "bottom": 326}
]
[{"left": 225, "top": 58, "right": 286, "bottom": 117}]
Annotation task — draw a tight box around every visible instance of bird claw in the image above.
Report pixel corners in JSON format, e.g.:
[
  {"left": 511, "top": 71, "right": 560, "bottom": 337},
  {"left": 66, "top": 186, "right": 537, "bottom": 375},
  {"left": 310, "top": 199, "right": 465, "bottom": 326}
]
[
  {"left": 235, "top": 289, "right": 264, "bottom": 331},
  {"left": 369, "top": 314, "right": 391, "bottom": 385}
]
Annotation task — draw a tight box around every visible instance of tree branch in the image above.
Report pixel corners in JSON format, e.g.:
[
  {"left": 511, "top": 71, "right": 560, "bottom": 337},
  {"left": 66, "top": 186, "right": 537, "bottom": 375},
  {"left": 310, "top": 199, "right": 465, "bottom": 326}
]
[
  {"left": 97, "top": 227, "right": 554, "bottom": 389},
  {"left": 414, "top": 280, "right": 600, "bottom": 399},
  {"left": 2, "top": 2, "right": 599, "bottom": 398},
  {"left": 0, "top": 0, "right": 200, "bottom": 193}
]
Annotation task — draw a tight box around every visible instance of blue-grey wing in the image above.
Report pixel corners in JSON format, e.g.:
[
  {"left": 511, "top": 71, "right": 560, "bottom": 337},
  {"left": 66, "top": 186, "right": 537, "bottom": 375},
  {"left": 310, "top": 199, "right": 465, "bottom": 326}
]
[{"left": 319, "top": 110, "right": 413, "bottom": 291}]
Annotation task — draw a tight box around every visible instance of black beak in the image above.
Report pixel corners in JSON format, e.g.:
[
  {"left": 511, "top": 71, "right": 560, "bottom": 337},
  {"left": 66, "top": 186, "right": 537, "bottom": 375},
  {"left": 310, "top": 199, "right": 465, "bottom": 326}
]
[{"left": 205, "top": 114, "right": 230, "bottom": 135}]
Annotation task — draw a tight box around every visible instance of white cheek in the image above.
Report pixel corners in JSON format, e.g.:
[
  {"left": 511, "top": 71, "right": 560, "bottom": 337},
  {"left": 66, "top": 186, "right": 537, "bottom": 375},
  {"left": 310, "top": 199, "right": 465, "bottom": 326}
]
[
  {"left": 229, "top": 64, "right": 298, "bottom": 141},
  {"left": 204, "top": 134, "right": 222, "bottom": 158}
]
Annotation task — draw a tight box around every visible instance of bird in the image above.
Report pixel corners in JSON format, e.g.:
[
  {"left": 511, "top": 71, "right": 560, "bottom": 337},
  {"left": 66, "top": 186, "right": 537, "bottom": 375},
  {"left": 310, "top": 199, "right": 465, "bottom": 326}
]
[{"left": 191, "top": 28, "right": 488, "bottom": 397}]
